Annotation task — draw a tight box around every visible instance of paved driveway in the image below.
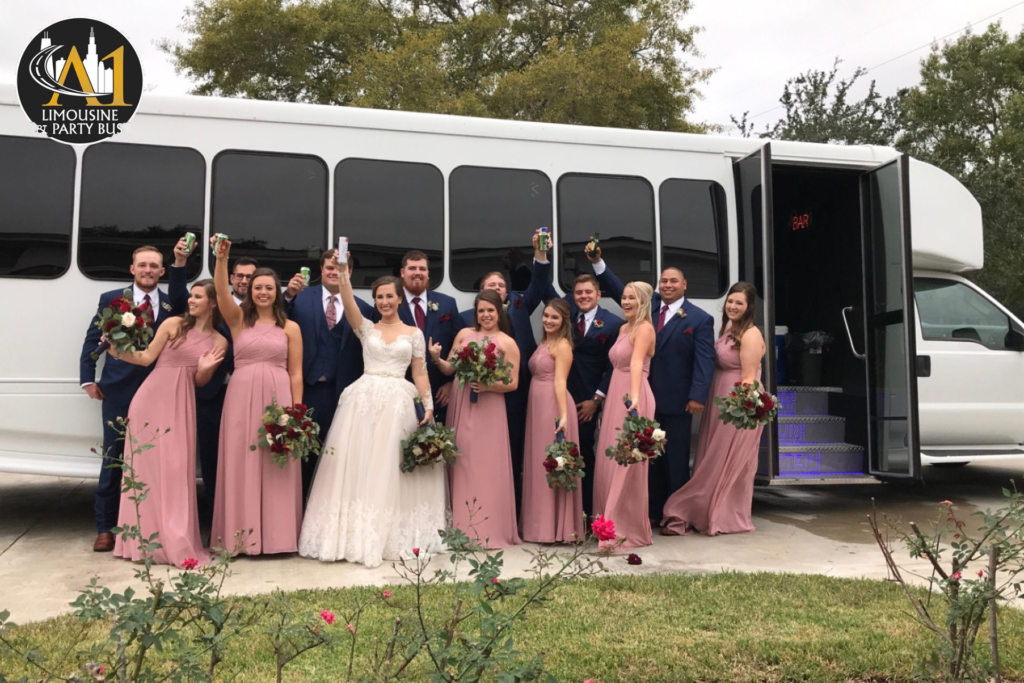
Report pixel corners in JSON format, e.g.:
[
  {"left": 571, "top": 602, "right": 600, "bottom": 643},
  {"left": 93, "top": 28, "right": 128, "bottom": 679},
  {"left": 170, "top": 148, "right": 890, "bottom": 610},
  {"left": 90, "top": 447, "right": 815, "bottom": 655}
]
[{"left": 3, "top": 459, "right": 1022, "bottom": 622}]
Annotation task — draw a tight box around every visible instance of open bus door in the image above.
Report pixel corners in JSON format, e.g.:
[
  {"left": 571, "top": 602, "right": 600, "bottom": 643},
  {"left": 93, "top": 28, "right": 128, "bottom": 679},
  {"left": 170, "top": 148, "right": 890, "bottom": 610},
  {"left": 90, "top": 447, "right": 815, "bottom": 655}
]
[
  {"left": 733, "top": 144, "right": 778, "bottom": 482},
  {"left": 859, "top": 155, "right": 922, "bottom": 481}
]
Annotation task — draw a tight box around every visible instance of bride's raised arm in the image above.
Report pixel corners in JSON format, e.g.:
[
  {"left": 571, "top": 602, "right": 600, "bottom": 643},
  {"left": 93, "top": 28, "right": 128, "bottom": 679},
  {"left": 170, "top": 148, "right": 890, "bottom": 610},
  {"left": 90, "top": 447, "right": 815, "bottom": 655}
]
[{"left": 334, "top": 250, "right": 365, "bottom": 331}]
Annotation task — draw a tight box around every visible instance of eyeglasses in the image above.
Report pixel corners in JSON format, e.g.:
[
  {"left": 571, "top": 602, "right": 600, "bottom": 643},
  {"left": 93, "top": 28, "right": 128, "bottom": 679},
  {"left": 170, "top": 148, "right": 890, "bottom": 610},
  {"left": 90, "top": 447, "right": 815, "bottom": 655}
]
[{"left": 232, "top": 274, "right": 253, "bottom": 281}]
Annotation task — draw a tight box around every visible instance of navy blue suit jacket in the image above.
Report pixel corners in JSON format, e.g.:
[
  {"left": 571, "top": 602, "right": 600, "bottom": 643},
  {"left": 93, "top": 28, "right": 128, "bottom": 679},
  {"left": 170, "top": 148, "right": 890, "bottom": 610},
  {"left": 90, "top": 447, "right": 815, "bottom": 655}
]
[
  {"left": 459, "top": 259, "right": 553, "bottom": 380},
  {"left": 166, "top": 265, "right": 232, "bottom": 401},
  {"left": 596, "top": 266, "right": 716, "bottom": 415},
  {"left": 80, "top": 269, "right": 187, "bottom": 404},
  {"left": 399, "top": 290, "right": 465, "bottom": 393},
  {"left": 330, "top": 296, "right": 377, "bottom": 399},
  {"left": 286, "top": 286, "right": 374, "bottom": 395}
]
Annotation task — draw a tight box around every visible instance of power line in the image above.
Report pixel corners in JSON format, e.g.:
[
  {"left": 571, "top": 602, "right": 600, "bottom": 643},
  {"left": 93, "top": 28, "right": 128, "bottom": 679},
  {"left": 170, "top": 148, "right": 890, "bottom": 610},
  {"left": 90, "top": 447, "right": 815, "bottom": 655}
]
[{"left": 743, "top": 0, "right": 1024, "bottom": 122}]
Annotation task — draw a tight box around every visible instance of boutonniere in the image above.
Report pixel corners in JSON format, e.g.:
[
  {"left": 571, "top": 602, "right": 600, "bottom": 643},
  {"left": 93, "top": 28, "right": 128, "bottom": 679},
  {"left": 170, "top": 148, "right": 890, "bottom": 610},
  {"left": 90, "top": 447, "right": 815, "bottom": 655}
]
[
  {"left": 439, "top": 313, "right": 453, "bottom": 323},
  {"left": 676, "top": 309, "right": 687, "bottom": 320},
  {"left": 503, "top": 302, "right": 509, "bottom": 312},
  {"left": 593, "top": 319, "right": 605, "bottom": 329},
  {"left": 161, "top": 301, "right": 173, "bottom": 313},
  {"left": 427, "top": 301, "right": 439, "bottom": 312}
]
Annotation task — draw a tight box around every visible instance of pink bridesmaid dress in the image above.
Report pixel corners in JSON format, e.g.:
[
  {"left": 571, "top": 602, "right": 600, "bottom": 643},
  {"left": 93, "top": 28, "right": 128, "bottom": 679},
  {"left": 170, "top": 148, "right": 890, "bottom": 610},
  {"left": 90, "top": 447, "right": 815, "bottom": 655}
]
[
  {"left": 114, "top": 330, "right": 212, "bottom": 568},
  {"left": 593, "top": 331, "right": 655, "bottom": 550},
  {"left": 448, "top": 330, "right": 521, "bottom": 549},
  {"left": 520, "top": 343, "right": 586, "bottom": 543},
  {"left": 662, "top": 335, "right": 764, "bottom": 536},
  {"left": 211, "top": 323, "right": 302, "bottom": 555}
]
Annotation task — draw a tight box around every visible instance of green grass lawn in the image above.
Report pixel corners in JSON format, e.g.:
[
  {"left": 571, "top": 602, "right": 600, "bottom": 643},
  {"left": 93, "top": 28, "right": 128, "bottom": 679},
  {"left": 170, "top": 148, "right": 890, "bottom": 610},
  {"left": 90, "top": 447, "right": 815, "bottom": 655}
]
[{"left": 3, "top": 572, "right": 1023, "bottom": 682}]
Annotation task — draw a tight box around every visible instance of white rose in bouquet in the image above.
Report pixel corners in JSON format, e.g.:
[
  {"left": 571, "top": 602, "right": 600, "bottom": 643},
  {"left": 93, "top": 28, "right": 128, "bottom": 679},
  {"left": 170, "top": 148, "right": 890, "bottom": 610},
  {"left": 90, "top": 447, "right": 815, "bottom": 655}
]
[
  {"left": 120, "top": 312, "right": 136, "bottom": 327},
  {"left": 412, "top": 446, "right": 423, "bottom": 456},
  {"left": 631, "top": 448, "right": 645, "bottom": 462},
  {"left": 278, "top": 414, "right": 290, "bottom": 427},
  {"left": 652, "top": 428, "right": 666, "bottom": 442},
  {"left": 555, "top": 456, "right": 566, "bottom": 470}
]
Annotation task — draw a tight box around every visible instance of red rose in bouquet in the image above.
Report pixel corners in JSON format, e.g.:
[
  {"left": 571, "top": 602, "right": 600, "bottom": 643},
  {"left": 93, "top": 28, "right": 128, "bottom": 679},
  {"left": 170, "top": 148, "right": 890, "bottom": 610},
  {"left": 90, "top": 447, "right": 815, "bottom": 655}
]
[
  {"left": 714, "top": 380, "right": 778, "bottom": 430},
  {"left": 605, "top": 395, "right": 667, "bottom": 466},
  {"left": 92, "top": 289, "right": 156, "bottom": 360},
  {"left": 251, "top": 399, "right": 321, "bottom": 467},
  {"left": 450, "top": 336, "right": 513, "bottom": 403}
]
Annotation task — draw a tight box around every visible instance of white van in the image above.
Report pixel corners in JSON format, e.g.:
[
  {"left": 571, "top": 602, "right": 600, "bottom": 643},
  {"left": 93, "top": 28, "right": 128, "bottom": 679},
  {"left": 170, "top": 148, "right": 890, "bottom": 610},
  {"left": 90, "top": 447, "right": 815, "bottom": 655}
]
[{"left": 0, "top": 84, "right": 1020, "bottom": 483}]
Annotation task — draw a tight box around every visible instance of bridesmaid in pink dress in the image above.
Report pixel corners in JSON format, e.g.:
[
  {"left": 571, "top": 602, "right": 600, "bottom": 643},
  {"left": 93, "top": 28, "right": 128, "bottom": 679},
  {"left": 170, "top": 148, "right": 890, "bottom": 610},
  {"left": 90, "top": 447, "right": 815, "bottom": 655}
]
[
  {"left": 662, "top": 282, "right": 766, "bottom": 536},
  {"left": 210, "top": 237, "right": 305, "bottom": 556},
  {"left": 108, "top": 280, "right": 228, "bottom": 567},
  {"left": 521, "top": 299, "right": 585, "bottom": 543},
  {"left": 593, "top": 282, "right": 657, "bottom": 551},
  {"left": 431, "top": 289, "right": 521, "bottom": 549}
]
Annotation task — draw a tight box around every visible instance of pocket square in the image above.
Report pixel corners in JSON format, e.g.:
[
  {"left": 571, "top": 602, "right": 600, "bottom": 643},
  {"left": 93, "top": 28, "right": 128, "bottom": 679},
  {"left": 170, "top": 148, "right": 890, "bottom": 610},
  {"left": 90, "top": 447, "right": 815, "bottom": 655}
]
[
  {"left": 439, "top": 313, "right": 453, "bottom": 322},
  {"left": 684, "top": 328, "right": 693, "bottom": 334}
]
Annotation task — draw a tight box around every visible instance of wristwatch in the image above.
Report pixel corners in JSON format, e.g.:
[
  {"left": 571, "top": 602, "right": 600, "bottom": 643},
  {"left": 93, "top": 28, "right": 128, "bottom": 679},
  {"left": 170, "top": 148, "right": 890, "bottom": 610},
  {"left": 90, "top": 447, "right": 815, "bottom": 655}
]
[{"left": 592, "top": 394, "right": 604, "bottom": 405}]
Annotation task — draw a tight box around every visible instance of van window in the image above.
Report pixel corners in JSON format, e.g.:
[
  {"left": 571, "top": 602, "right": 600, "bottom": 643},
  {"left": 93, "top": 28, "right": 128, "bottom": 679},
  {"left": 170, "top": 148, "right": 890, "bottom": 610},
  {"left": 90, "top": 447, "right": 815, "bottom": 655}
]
[
  {"left": 335, "top": 159, "right": 443, "bottom": 287},
  {"left": 80, "top": 143, "right": 205, "bottom": 281},
  {"left": 449, "top": 166, "right": 552, "bottom": 293},
  {"left": 557, "top": 174, "right": 655, "bottom": 292},
  {"left": 915, "top": 278, "right": 1013, "bottom": 350},
  {"left": 0, "top": 135, "right": 75, "bottom": 279},
  {"left": 659, "top": 179, "right": 728, "bottom": 298},
  {"left": 211, "top": 151, "right": 327, "bottom": 279}
]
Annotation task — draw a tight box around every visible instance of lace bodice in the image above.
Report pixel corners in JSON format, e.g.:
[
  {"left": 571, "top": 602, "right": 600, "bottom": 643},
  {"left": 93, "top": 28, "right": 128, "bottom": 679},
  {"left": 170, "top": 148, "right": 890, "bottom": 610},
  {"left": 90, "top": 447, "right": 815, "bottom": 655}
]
[{"left": 355, "top": 318, "right": 425, "bottom": 377}]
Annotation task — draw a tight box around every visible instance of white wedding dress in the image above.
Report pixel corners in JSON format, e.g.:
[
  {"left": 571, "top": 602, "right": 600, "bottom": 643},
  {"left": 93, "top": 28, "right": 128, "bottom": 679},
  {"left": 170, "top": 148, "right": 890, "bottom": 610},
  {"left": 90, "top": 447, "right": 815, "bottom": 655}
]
[{"left": 298, "top": 319, "right": 447, "bottom": 567}]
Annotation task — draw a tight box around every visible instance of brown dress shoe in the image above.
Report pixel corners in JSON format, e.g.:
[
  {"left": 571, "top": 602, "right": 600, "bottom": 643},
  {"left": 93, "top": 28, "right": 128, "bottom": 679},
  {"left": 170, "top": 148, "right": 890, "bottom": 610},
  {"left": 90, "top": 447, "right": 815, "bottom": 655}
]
[{"left": 93, "top": 532, "right": 115, "bottom": 552}]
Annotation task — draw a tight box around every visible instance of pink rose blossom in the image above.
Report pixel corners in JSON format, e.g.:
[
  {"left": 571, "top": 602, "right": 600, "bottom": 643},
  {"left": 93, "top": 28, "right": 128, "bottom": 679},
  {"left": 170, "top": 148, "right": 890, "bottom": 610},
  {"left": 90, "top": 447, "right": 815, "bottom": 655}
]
[
  {"left": 320, "top": 610, "right": 336, "bottom": 625},
  {"left": 346, "top": 623, "right": 356, "bottom": 634},
  {"left": 382, "top": 590, "right": 392, "bottom": 598},
  {"left": 182, "top": 558, "right": 199, "bottom": 571},
  {"left": 978, "top": 570, "right": 985, "bottom": 577},
  {"left": 591, "top": 515, "right": 616, "bottom": 542},
  {"left": 941, "top": 500, "right": 953, "bottom": 506},
  {"left": 951, "top": 571, "right": 962, "bottom": 580},
  {"left": 492, "top": 578, "right": 499, "bottom": 584},
  {"left": 99, "top": 665, "right": 106, "bottom": 674},
  {"left": 413, "top": 547, "right": 420, "bottom": 557}
]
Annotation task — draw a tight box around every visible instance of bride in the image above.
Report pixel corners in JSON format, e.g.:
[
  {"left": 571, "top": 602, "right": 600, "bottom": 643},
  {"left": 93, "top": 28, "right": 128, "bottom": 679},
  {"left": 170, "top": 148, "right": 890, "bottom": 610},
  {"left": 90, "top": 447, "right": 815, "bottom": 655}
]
[{"left": 298, "top": 252, "right": 447, "bottom": 567}]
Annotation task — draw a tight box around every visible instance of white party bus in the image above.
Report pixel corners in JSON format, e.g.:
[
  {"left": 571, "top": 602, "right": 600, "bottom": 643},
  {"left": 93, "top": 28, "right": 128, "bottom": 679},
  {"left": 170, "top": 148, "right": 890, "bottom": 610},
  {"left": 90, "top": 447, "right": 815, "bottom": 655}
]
[{"left": 1, "top": 83, "right": 1021, "bottom": 485}]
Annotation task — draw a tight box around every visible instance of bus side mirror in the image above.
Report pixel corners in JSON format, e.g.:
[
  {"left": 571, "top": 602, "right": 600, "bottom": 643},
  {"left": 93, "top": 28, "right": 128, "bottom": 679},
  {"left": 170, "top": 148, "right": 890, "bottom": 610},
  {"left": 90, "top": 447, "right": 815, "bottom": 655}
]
[{"left": 1009, "top": 328, "right": 1024, "bottom": 352}]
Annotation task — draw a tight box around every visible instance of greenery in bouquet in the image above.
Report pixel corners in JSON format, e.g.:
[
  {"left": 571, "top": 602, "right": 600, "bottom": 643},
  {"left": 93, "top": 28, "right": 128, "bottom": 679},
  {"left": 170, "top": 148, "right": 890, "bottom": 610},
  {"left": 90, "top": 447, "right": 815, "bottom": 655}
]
[
  {"left": 92, "top": 288, "right": 155, "bottom": 360},
  {"left": 251, "top": 398, "right": 321, "bottom": 467},
  {"left": 714, "top": 380, "right": 778, "bottom": 430},
  {"left": 605, "top": 395, "right": 666, "bottom": 465}
]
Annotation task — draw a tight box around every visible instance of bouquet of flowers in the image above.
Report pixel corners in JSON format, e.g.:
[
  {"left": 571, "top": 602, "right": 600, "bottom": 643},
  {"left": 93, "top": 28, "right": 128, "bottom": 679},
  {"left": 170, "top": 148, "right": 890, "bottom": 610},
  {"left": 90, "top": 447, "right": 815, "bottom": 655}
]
[
  {"left": 543, "top": 421, "right": 585, "bottom": 491},
  {"left": 605, "top": 395, "right": 667, "bottom": 466},
  {"left": 450, "top": 336, "right": 513, "bottom": 403},
  {"left": 251, "top": 399, "right": 321, "bottom": 468},
  {"left": 714, "top": 380, "right": 778, "bottom": 430},
  {"left": 92, "top": 289, "right": 155, "bottom": 360},
  {"left": 400, "top": 397, "right": 459, "bottom": 472}
]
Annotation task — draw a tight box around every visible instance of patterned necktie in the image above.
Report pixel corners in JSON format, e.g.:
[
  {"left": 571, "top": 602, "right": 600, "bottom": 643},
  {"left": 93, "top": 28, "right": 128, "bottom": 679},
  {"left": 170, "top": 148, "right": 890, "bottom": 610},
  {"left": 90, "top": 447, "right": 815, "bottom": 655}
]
[
  {"left": 577, "top": 313, "right": 586, "bottom": 338},
  {"left": 657, "top": 304, "right": 669, "bottom": 333},
  {"left": 412, "top": 297, "right": 426, "bottom": 331},
  {"left": 326, "top": 295, "right": 337, "bottom": 330}
]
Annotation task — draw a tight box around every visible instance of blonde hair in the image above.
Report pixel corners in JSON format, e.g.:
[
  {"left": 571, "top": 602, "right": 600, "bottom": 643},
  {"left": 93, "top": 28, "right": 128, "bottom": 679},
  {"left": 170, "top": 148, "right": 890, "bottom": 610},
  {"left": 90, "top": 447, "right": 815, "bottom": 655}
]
[{"left": 624, "top": 281, "right": 654, "bottom": 342}]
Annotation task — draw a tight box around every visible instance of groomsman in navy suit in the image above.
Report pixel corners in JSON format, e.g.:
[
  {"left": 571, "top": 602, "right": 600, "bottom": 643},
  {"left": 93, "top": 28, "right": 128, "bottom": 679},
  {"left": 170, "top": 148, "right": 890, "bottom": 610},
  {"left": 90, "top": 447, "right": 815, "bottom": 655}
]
[
  {"left": 398, "top": 250, "right": 465, "bottom": 424},
  {"left": 167, "top": 247, "right": 258, "bottom": 520},
  {"left": 459, "top": 232, "right": 557, "bottom": 510},
  {"left": 533, "top": 258, "right": 622, "bottom": 516},
  {"left": 285, "top": 249, "right": 375, "bottom": 498},
  {"left": 592, "top": 246, "right": 716, "bottom": 522},
  {"left": 80, "top": 245, "right": 186, "bottom": 552}
]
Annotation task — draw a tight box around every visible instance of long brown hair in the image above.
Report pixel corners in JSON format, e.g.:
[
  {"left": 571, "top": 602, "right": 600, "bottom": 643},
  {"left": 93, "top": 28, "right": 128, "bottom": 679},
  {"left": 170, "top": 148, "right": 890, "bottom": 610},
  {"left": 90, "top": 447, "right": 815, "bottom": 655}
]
[
  {"left": 721, "top": 281, "right": 758, "bottom": 349},
  {"left": 543, "top": 298, "right": 573, "bottom": 349},
  {"left": 169, "top": 279, "right": 223, "bottom": 348},
  {"left": 241, "top": 268, "right": 288, "bottom": 328},
  {"left": 473, "top": 289, "right": 512, "bottom": 336}
]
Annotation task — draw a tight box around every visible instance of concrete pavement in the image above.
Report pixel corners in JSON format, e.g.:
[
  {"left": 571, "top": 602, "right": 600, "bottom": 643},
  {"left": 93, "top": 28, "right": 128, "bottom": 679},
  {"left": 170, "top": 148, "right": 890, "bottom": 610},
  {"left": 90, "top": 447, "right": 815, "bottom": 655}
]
[{"left": 3, "top": 459, "right": 1023, "bottom": 623}]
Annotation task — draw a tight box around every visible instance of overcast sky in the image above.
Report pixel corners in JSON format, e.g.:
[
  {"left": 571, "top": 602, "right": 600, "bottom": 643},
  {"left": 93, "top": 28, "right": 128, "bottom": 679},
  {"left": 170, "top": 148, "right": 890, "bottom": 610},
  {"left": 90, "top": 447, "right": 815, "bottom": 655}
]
[{"left": 2, "top": 0, "right": 1023, "bottom": 133}]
